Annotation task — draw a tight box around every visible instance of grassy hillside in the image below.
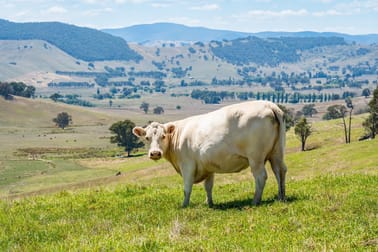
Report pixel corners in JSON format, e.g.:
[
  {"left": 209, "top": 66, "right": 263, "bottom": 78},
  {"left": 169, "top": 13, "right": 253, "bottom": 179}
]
[
  {"left": 0, "top": 151, "right": 376, "bottom": 250},
  {"left": 0, "top": 96, "right": 377, "bottom": 250},
  {"left": 0, "top": 96, "right": 125, "bottom": 196},
  {"left": 0, "top": 40, "right": 90, "bottom": 83}
]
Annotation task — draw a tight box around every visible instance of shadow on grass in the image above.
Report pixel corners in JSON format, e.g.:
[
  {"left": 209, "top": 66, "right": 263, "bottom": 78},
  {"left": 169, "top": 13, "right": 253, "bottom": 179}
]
[
  {"left": 212, "top": 195, "right": 300, "bottom": 211},
  {"left": 122, "top": 153, "right": 145, "bottom": 158}
]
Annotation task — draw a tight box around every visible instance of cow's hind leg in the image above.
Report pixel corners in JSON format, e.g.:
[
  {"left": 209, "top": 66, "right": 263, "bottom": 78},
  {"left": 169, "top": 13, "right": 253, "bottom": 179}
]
[
  {"left": 270, "top": 157, "right": 287, "bottom": 201},
  {"left": 204, "top": 173, "right": 214, "bottom": 208},
  {"left": 250, "top": 159, "right": 267, "bottom": 205}
]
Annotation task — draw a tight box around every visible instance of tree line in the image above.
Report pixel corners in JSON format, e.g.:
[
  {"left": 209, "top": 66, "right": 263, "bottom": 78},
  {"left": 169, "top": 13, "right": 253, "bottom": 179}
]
[
  {"left": 0, "top": 81, "right": 35, "bottom": 100},
  {"left": 190, "top": 89, "right": 354, "bottom": 104}
]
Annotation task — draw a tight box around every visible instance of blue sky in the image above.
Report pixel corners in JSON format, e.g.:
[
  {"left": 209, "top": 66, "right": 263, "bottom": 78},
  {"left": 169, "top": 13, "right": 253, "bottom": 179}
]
[{"left": 1, "top": 0, "right": 377, "bottom": 34}]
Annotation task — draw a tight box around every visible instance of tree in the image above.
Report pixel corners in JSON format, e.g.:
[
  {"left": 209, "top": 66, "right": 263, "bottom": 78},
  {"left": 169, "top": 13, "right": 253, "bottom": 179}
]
[
  {"left": 109, "top": 120, "right": 144, "bottom": 157},
  {"left": 0, "top": 81, "right": 35, "bottom": 99},
  {"left": 277, "top": 104, "right": 295, "bottom": 131},
  {"left": 322, "top": 103, "right": 352, "bottom": 144},
  {"left": 323, "top": 105, "right": 347, "bottom": 120},
  {"left": 140, "top": 102, "right": 149, "bottom": 114},
  {"left": 362, "top": 88, "right": 371, "bottom": 98},
  {"left": 53, "top": 112, "right": 72, "bottom": 129},
  {"left": 345, "top": 97, "right": 354, "bottom": 143},
  {"left": 302, "top": 104, "right": 317, "bottom": 117},
  {"left": 0, "top": 82, "right": 14, "bottom": 99},
  {"left": 50, "top": 93, "right": 63, "bottom": 102},
  {"left": 362, "top": 87, "right": 378, "bottom": 139},
  {"left": 153, "top": 106, "right": 164, "bottom": 114},
  {"left": 294, "top": 117, "right": 313, "bottom": 151},
  {"left": 362, "top": 115, "right": 377, "bottom": 139},
  {"left": 23, "top": 85, "right": 36, "bottom": 98}
]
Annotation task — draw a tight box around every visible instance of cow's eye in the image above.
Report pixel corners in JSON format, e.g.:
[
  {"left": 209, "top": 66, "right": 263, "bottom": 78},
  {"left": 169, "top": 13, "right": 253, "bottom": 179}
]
[
  {"left": 145, "top": 137, "right": 150, "bottom": 141},
  {"left": 162, "top": 135, "right": 166, "bottom": 140}
]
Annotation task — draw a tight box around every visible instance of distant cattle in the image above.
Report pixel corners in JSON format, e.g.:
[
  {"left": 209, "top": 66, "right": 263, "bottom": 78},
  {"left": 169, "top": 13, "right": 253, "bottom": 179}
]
[{"left": 133, "top": 101, "right": 287, "bottom": 207}]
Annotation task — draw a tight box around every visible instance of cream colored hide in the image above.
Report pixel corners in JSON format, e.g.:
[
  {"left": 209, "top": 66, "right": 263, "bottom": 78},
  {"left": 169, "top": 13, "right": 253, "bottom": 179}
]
[{"left": 133, "top": 101, "right": 287, "bottom": 208}]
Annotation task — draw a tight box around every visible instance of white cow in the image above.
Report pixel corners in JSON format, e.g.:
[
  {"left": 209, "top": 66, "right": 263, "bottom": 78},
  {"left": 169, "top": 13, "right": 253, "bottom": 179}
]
[{"left": 133, "top": 101, "right": 287, "bottom": 207}]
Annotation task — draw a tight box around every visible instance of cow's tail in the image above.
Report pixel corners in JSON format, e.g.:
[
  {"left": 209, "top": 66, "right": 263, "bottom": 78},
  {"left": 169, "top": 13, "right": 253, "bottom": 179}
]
[
  {"left": 271, "top": 103, "right": 286, "bottom": 157},
  {"left": 269, "top": 103, "right": 287, "bottom": 201}
]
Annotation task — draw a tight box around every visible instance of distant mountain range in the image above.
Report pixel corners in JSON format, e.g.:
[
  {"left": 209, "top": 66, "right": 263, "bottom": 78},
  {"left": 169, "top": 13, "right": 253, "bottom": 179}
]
[
  {"left": 1, "top": 19, "right": 377, "bottom": 63},
  {"left": 103, "top": 22, "right": 378, "bottom": 45}
]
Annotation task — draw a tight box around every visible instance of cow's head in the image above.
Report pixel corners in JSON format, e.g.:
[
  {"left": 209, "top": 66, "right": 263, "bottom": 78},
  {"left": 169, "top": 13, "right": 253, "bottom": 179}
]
[{"left": 133, "top": 122, "right": 175, "bottom": 161}]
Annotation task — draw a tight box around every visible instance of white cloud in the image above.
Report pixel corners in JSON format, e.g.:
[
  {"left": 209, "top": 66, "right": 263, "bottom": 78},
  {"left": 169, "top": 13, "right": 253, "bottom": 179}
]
[
  {"left": 81, "top": 0, "right": 100, "bottom": 4},
  {"left": 316, "top": 0, "right": 334, "bottom": 3},
  {"left": 83, "top": 7, "right": 113, "bottom": 16},
  {"left": 14, "top": 10, "right": 29, "bottom": 18},
  {"left": 46, "top": 6, "right": 67, "bottom": 14},
  {"left": 313, "top": 9, "right": 343, "bottom": 16},
  {"left": 333, "top": 0, "right": 378, "bottom": 14},
  {"left": 247, "top": 9, "right": 308, "bottom": 18},
  {"left": 190, "top": 4, "right": 220, "bottom": 11},
  {"left": 151, "top": 3, "right": 171, "bottom": 8},
  {"left": 120, "top": 0, "right": 148, "bottom": 3}
]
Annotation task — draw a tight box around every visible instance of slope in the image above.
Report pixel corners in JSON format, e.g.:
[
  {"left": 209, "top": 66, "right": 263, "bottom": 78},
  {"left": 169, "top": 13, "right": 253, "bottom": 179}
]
[
  {"left": 0, "top": 119, "right": 377, "bottom": 250},
  {"left": 0, "top": 40, "right": 90, "bottom": 83},
  {"left": 0, "top": 96, "right": 132, "bottom": 197}
]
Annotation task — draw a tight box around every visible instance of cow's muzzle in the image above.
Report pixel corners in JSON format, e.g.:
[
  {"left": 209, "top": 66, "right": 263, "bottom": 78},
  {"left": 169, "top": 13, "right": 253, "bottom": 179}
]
[{"left": 149, "top": 151, "right": 162, "bottom": 160}]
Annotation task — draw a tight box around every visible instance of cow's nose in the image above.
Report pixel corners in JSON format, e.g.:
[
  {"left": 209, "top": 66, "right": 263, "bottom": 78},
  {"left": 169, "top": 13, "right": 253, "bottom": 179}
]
[{"left": 149, "top": 151, "right": 162, "bottom": 160}]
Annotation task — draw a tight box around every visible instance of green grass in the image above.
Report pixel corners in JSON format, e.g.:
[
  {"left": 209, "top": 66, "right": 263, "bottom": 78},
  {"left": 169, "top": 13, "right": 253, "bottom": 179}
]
[
  {"left": 0, "top": 96, "right": 377, "bottom": 250},
  {"left": 0, "top": 174, "right": 376, "bottom": 251}
]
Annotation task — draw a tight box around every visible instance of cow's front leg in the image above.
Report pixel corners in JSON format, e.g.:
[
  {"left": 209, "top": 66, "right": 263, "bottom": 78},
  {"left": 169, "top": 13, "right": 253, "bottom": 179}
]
[
  {"left": 204, "top": 173, "right": 214, "bottom": 208},
  {"left": 181, "top": 163, "right": 195, "bottom": 208}
]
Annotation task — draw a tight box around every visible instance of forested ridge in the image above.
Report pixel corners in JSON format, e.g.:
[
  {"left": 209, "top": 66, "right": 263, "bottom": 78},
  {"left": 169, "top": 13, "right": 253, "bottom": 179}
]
[
  {"left": 0, "top": 19, "right": 142, "bottom": 62},
  {"left": 210, "top": 36, "right": 347, "bottom": 66}
]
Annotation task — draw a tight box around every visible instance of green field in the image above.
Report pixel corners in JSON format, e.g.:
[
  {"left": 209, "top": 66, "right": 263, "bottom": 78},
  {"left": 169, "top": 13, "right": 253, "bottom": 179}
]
[{"left": 0, "top": 96, "right": 377, "bottom": 250}]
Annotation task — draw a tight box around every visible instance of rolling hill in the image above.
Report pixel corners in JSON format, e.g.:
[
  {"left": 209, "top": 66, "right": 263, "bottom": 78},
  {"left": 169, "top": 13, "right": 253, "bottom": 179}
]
[
  {"left": 0, "top": 19, "right": 377, "bottom": 110},
  {"left": 0, "top": 95, "right": 377, "bottom": 250},
  {"left": 0, "top": 19, "right": 142, "bottom": 62},
  {"left": 0, "top": 40, "right": 91, "bottom": 82}
]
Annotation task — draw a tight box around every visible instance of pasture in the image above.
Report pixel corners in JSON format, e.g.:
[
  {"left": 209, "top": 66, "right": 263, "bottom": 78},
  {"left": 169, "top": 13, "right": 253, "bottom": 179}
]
[{"left": 0, "top": 96, "right": 377, "bottom": 250}]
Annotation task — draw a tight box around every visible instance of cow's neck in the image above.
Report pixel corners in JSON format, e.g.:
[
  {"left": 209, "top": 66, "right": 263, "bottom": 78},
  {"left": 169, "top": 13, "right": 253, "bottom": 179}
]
[{"left": 164, "top": 125, "right": 182, "bottom": 175}]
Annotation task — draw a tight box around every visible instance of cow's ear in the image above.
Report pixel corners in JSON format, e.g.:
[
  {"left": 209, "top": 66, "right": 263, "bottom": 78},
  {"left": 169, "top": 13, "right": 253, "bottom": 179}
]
[
  {"left": 166, "top": 124, "right": 175, "bottom": 134},
  {"left": 133, "top": 127, "right": 146, "bottom": 137}
]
